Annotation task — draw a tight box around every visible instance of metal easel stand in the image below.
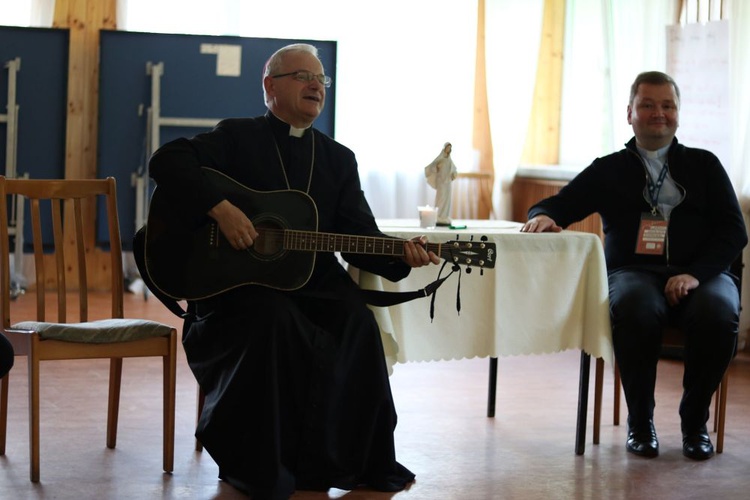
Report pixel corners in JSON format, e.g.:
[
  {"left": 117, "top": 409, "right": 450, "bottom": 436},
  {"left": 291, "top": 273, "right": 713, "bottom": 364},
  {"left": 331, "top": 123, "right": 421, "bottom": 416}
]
[
  {"left": 129, "top": 61, "right": 222, "bottom": 299},
  {"left": 2, "top": 57, "right": 27, "bottom": 299}
]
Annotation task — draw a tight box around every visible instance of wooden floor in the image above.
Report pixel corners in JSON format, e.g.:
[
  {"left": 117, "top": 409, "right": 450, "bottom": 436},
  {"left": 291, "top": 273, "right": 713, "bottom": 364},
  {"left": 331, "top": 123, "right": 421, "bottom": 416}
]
[{"left": 1, "top": 290, "right": 749, "bottom": 500}]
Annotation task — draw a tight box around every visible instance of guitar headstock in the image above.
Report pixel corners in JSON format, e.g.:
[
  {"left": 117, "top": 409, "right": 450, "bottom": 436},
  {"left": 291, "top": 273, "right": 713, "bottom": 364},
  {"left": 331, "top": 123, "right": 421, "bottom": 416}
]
[{"left": 439, "top": 236, "right": 496, "bottom": 271}]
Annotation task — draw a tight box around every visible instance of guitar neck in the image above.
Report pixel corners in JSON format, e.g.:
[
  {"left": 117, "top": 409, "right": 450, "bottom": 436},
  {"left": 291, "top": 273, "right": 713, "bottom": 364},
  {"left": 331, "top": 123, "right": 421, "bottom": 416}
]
[
  {"left": 254, "top": 228, "right": 495, "bottom": 269},
  {"left": 273, "top": 228, "right": 440, "bottom": 258}
]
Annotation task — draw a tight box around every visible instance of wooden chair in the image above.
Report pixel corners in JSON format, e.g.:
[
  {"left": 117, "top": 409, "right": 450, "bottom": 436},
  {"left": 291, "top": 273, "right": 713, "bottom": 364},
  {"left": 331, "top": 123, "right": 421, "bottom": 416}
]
[
  {"left": 593, "top": 256, "right": 744, "bottom": 453},
  {"left": 451, "top": 171, "right": 495, "bottom": 220},
  {"left": 0, "top": 176, "right": 178, "bottom": 482}
]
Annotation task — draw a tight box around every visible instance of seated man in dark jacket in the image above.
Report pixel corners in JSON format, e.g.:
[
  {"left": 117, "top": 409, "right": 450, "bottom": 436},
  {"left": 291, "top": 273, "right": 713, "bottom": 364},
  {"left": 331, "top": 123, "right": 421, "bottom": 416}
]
[{"left": 522, "top": 71, "right": 747, "bottom": 460}]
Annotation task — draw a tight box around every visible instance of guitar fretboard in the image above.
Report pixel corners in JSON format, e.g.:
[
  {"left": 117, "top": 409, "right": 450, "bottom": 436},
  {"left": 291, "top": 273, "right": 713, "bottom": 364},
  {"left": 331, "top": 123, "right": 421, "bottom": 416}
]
[{"left": 279, "top": 229, "right": 441, "bottom": 256}]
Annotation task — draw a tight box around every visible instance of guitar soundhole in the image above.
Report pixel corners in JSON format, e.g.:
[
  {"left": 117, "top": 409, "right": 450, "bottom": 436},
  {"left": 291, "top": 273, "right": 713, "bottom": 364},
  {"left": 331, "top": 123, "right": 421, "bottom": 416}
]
[{"left": 252, "top": 217, "right": 286, "bottom": 259}]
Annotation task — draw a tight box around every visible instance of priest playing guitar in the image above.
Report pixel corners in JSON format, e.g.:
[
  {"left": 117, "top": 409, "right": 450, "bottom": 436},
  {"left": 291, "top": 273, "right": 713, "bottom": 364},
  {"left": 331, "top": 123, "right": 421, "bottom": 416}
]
[{"left": 146, "top": 43, "right": 440, "bottom": 500}]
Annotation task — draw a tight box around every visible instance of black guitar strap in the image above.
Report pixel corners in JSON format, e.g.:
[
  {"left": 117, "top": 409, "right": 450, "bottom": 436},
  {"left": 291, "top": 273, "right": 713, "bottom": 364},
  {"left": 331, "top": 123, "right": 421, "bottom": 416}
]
[
  {"left": 359, "top": 273, "right": 451, "bottom": 307},
  {"left": 360, "top": 260, "right": 461, "bottom": 321},
  {"left": 133, "top": 225, "right": 460, "bottom": 321}
]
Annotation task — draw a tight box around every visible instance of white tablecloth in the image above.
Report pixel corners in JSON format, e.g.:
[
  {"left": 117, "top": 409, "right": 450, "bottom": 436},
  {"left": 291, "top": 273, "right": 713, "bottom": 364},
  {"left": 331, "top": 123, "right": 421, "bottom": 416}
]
[{"left": 357, "top": 219, "right": 613, "bottom": 371}]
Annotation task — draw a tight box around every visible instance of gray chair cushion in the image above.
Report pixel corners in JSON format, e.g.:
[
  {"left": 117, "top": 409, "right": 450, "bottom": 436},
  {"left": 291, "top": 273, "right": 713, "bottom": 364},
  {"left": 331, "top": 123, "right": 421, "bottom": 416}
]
[{"left": 11, "top": 318, "right": 174, "bottom": 343}]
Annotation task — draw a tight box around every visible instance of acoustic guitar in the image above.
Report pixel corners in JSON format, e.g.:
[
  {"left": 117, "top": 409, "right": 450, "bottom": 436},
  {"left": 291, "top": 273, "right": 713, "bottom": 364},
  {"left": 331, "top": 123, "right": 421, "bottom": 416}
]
[{"left": 143, "top": 167, "right": 496, "bottom": 301}]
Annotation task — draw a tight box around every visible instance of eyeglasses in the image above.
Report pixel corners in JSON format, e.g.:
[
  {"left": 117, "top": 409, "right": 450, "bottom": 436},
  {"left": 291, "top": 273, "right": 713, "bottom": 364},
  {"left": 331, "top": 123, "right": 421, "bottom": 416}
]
[{"left": 271, "top": 70, "right": 332, "bottom": 88}]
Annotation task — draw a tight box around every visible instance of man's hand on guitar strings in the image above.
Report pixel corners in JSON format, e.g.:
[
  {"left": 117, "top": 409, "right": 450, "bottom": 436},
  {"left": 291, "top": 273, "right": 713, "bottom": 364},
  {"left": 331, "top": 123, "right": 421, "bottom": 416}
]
[
  {"left": 208, "top": 199, "right": 260, "bottom": 250},
  {"left": 403, "top": 236, "right": 440, "bottom": 268}
]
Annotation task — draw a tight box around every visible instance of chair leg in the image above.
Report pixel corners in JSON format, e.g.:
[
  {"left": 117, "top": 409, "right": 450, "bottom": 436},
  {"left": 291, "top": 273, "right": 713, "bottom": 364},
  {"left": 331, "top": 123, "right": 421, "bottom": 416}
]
[
  {"left": 163, "top": 332, "right": 176, "bottom": 473},
  {"left": 29, "top": 346, "right": 41, "bottom": 482},
  {"left": 593, "top": 358, "right": 604, "bottom": 445},
  {"left": 613, "top": 361, "right": 621, "bottom": 426},
  {"left": 0, "top": 374, "right": 8, "bottom": 455},
  {"left": 712, "top": 397, "right": 718, "bottom": 433},
  {"left": 716, "top": 370, "right": 728, "bottom": 454},
  {"left": 487, "top": 357, "right": 498, "bottom": 418},
  {"left": 713, "top": 379, "right": 720, "bottom": 433},
  {"left": 196, "top": 386, "right": 205, "bottom": 452},
  {"left": 107, "top": 357, "right": 123, "bottom": 449}
]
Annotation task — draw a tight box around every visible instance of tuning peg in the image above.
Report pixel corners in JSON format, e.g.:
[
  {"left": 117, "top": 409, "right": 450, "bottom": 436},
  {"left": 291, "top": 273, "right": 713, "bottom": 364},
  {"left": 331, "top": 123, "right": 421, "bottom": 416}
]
[{"left": 466, "top": 267, "right": 472, "bottom": 274}]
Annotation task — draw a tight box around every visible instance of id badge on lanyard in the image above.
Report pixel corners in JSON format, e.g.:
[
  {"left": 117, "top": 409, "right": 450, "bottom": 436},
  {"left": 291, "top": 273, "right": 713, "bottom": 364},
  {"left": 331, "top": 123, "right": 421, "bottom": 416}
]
[
  {"left": 636, "top": 162, "right": 669, "bottom": 255},
  {"left": 636, "top": 213, "right": 667, "bottom": 255}
]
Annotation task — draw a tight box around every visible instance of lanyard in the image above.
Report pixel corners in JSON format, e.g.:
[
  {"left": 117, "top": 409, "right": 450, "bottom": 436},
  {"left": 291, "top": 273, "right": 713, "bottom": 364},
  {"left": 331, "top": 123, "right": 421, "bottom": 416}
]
[{"left": 646, "top": 163, "right": 669, "bottom": 213}]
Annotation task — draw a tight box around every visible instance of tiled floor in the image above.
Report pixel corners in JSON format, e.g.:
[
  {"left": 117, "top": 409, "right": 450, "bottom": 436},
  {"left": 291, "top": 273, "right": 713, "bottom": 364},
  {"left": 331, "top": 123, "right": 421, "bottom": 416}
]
[{"left": 1, "top": 291, "right": 749, "bottom": 499}]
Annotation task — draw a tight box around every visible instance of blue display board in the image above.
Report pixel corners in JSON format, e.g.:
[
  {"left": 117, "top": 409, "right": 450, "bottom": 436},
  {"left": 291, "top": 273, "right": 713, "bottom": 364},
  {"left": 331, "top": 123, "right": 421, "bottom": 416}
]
[
  {"left": 0, "top": 26, "right": 68, "bottom": 179},
  {"left": 97, "top": 30, "right": 337, "bottom": 248},
  {"left": 0, "top": 26, "right": 69, "bottom": 249}
]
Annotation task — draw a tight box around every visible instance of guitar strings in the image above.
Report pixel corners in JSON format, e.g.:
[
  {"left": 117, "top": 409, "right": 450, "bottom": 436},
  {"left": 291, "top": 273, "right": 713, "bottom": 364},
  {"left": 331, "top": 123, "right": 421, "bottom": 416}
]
[{"left": 257, "top": 227, "right": 407, "bottom": 257}]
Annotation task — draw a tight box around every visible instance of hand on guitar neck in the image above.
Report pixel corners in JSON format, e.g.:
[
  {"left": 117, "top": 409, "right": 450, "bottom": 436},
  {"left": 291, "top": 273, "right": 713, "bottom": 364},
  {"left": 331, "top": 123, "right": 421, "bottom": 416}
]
[{"left": 402, "top": 235, "right": 442, "bottom": 268}]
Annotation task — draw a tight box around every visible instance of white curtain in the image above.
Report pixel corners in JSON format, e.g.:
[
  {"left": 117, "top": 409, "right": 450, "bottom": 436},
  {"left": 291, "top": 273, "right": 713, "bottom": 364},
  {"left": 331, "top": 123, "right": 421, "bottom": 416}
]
[
  {"left": 30, "top": 0, "right": 54, "bottom": 26},
  {"left": 729, "top": 0, "right": 750, "bottom": 337},
  {"left": 0, "top": 1, "right": 32, "bottom": 25},
  {"left": 730, "top": 0, "right": 750, "bottom": 208},
  {"left": 484, "top": 0, "right": 545, "bottom": 220},
  {"left": 118, "top": 0, "right": 479, "bottom": 220},
  {"left": 559, "top": 0, "right": 679, "bottom": 166},
  {"left": 0, "top": 0, "right": 53, "bottom": 26}
]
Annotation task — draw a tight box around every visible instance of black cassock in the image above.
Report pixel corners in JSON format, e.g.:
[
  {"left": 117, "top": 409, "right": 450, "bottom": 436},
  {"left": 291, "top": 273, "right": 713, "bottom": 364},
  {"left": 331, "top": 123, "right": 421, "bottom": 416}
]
[{"left": 149, "top": 112, "right": 415, "bottom": 498}]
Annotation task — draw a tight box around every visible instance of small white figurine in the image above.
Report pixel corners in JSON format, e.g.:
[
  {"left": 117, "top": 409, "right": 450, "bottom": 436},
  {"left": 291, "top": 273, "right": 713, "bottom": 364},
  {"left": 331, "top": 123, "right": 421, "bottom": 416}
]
[{"left": 424, "top": 142, "right": 458, "bottom": 226}]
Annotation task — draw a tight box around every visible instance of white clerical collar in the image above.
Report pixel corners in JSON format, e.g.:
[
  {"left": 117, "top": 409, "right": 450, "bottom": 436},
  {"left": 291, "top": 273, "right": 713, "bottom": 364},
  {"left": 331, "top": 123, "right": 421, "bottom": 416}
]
[
  {"left": 637, "top": 143, "right": 670, "bottom": 160},
  {"left": 267, "top": 111, "right": 309, "bottom": 137},
  {"left": 289, "top": 126, "right": 306, "bottom": 138}
]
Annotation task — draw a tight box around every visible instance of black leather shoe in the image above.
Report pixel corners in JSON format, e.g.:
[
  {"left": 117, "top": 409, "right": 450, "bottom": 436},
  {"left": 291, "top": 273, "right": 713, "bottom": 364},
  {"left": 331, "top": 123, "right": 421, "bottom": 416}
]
[
  {"left": 626, "top": 419, "right": 659, "bottom": 457},
  {"left": 682, "top": 427, "right": 715, "bottom": 460}
]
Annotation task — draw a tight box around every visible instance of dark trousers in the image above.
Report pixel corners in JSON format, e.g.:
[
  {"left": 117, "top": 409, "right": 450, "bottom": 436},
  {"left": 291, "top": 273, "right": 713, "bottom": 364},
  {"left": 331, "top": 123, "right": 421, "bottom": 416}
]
[
  {"left": 184, "top": 268, "right": 413, "bottom": 498},
  {"left": 608, "top": 267, "right": 739, "bottom": 432}
]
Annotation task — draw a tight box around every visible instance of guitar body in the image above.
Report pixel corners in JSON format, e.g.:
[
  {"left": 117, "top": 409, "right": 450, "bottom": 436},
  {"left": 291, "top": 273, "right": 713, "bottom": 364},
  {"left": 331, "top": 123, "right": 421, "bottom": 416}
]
[{"left": 144, "top": 168, "right": 318, "bottom": 300}]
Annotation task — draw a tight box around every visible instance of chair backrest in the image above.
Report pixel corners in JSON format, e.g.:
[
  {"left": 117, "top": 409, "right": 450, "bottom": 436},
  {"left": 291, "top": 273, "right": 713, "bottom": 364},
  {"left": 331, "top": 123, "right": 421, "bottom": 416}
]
[
  {"left": 0, "top": 177, "right": 125, "bottom": 329},
  {"left": 451, "top": 172, "right": 494, "bottom": 220}
]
